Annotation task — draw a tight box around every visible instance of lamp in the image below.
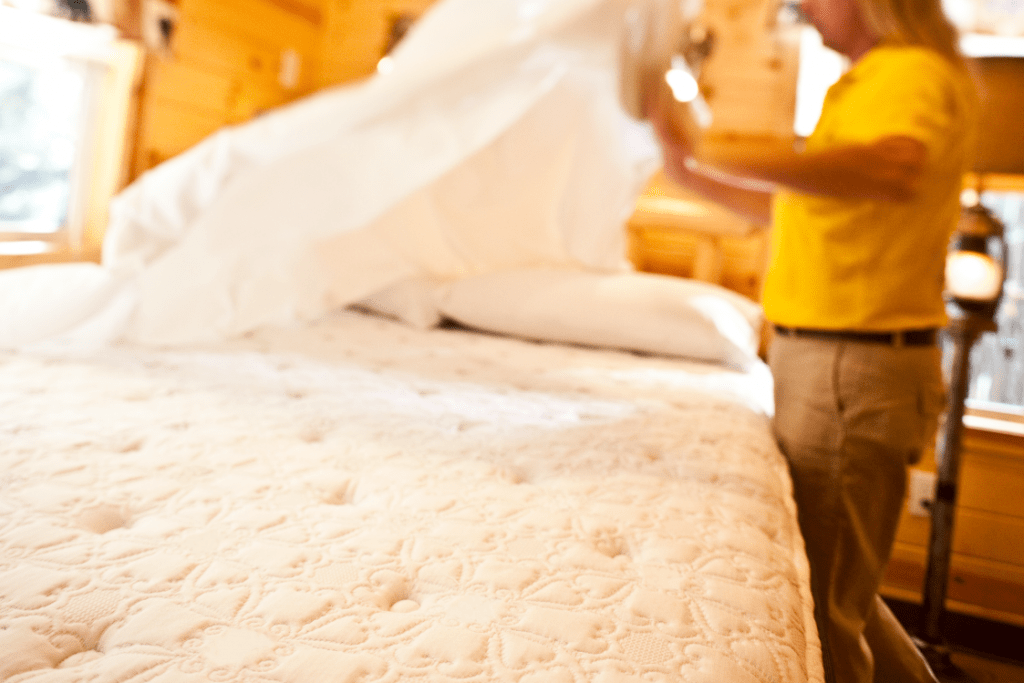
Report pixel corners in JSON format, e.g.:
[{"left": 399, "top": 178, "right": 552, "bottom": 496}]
[{"left": 914, "top": 56, "right": 1016, "bottom": 683}]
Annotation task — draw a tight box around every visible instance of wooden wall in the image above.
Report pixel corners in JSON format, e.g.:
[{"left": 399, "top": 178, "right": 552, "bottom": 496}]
[
  {"left": 881, "top": 426, "right": 1024, "bottom": 627},
  {"left": 131, "top": 0, "right": 327, "bottom": 175},
  {"left": 318, "top": 0, "right": 437, "bottom": 87},
  {"left": 626, "top": 172, "right": 770, "bottom": 301},
  {"left": 129, "top": 0, "right": 439, "bottom": 178}
]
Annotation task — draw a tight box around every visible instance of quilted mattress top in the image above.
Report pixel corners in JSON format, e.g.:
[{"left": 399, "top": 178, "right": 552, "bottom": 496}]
[{"left": 0, "top": 311, "right": 822, "bottom": 683}]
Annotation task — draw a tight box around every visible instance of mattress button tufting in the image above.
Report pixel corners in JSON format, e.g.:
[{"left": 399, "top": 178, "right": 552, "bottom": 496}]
[
  {"left": 391, "top": 599, "right": 420, "bottom": 613},
  {"left": 76, "top": 504, "right": 129, "bottom": 534},
  {"left": 59, "top": 650, "right": 104, "bottom": 668}
]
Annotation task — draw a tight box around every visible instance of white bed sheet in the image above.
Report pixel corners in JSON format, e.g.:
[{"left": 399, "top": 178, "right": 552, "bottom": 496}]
[
  {"left": 0, "top": 0, "right": 662, "bottom": 350},
  {"left": 0, "top": 311, "right": 823, "bottom": 683}
]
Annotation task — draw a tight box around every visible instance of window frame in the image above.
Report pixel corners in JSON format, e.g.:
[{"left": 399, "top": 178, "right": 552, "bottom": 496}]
[{"left": 0, "top": 6, "right": 143, "bottom": 265}]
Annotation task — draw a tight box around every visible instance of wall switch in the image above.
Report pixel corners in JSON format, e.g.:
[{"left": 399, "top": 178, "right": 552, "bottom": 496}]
[{"left": 908, "top": 469, "right": 937, "bottom": 517}]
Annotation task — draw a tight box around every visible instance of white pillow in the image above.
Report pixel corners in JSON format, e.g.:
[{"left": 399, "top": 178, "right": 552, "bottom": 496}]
[
  {"left": 436, "top": 268, "right": 763, "bottom": 367},
  {"left": 349, "top": 276, "right": 445, "bottom": 330}
]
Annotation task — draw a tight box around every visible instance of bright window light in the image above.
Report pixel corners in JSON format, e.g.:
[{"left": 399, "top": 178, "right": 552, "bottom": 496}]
[
  {"left": 0, "top": 6, "right": 116, "bottom": 251},
  {"left": 0, "top": 240, "right": 53, "bottom": 255},
  {"left": 793, "top": 27, "right": 847, "bottom": 137},
  {"left": 0, "top": 55, "right": 85, "bottom": 236},
  {"left": 665, "top": 67, "right": 699, "bottom": 103}
]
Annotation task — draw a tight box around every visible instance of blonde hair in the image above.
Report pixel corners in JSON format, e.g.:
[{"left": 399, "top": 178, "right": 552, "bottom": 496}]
[{"left": 858, "top": 0, "right": 967, "bottom": 65}]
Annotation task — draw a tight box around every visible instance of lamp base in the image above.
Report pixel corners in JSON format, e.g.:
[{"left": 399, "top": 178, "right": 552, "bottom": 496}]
[{"left": 914, "top": 639, "right": 979, "bottom": 683}]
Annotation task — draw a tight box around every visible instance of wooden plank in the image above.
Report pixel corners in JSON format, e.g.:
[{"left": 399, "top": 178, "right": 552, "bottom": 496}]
[
  {"left": 134, "top": 101, "right": 224, "bottom": 171},
  {"left": 227, "top": 77, "right": 291, "bottom": 121},
  {"left": 317, "top": 0, "right": 438, "bottom": 87},
  {"left": 626, "top": 223, "right": 769, "bottom": 300},
  {"left": 962, "top": 425, "right": 1024, "bottom": 466},
  {"left": 127, "top": 0, "right": 332, "bottom": 179},
  {"left": 180, "top": 0, "right": 320, "bottom": 56},
  {"left": 171, "top": 19, "right": 281, "bottom": 76},
  {"left": 698, "top": 0, "right": 801, "bottom": 139},
  {"left": 170, "top": 9, "right": 319, "bottom": 95},
  {"left": 972, "top": 57, "right": 1024, "bottom": 174},
  {"left": 882, "top": 543, "right": 1024, "bottom": 627},
  {"left": 264, "top": 0, "right": 324, "bottom": 26},
  {"left": 881, "top": 411, "right": 1024, "bottom": 628},
  {"left": 904, "top": 433, "right": 1024, "bottom": 520},
  {"left": 146, "top": 59, "right": 235, "bottom": 115},
  {"left": 959, "top": 450, "right": 1024, "bottom": 520},
  {"left": 893, "top": 503, "right": 1024, "bottom": 568}
]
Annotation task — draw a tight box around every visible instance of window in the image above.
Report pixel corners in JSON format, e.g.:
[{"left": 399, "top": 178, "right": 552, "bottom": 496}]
[
  {"left": 962, "top": 190, "right": 1024, "bottom": 413},
  {"left": 0, "top": 6, "right": 141, "bottom": 260},
  {"left": 953, "top": 36, "right": 1024, "bottom": 420},
  {"left": 0, "top": 45, "right": 92, "bottom": 253}
]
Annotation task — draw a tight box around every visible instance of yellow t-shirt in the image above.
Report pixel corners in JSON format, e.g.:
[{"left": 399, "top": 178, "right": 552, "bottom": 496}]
[{"left": 762, "top": 45, "right": 977, "bottom": 331}]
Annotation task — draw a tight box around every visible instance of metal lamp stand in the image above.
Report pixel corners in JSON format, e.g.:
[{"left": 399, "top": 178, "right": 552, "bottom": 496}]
[{"left": 914, "top": 312, "right": 994, "bottom": 683}]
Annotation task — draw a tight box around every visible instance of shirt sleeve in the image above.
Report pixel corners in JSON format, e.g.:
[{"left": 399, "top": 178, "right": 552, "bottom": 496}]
[{"left": 828, "top": 49, "right": 962, "bottom": 158}]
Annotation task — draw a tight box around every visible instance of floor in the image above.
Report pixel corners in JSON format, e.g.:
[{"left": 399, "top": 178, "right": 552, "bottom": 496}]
[
  {"left": 949, "top": 651, "right": 1024, "bottom": 683},
  {"left": 886, "top": 599, "right": 1024, "bottom": 683}
]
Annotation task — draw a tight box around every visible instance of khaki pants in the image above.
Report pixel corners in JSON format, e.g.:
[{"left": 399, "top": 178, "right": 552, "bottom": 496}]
[{"left": 769, "top": 334, "right": 945, "bottom": 683}]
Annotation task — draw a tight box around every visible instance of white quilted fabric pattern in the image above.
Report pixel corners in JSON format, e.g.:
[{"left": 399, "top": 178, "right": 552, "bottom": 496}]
[{"left": 0, "top": 311, "right": 823, "bottom": 683}]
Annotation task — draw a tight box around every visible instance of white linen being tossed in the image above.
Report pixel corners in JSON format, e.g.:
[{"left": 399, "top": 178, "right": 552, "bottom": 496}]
[
  {"left": 0, "top": 311, "right": 822, "bottom": 683},
  {"left": 0, "top": 0, "right": 661, "bottom": 348}
]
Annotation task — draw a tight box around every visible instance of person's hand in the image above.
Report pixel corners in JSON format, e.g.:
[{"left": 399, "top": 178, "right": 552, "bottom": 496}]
[{"left": 643, "top": 72, "right": 697, "bottom": 176}]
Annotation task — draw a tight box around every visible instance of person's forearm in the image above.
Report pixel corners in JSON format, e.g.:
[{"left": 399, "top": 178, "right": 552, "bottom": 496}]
[
  {"left": 696, "top": 135, "right": 927, "bottom": 202},
  {"left": 662, "top": 150, "right": 774, "bottom": 226}
]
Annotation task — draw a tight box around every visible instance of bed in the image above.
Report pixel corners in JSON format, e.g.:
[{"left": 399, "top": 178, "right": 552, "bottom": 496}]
[
  {"left": 1, "top": 0, "right": 824, "bottom": 679},
  {"left": 0, "top": 280, "right": 823, "bottom": 682}
]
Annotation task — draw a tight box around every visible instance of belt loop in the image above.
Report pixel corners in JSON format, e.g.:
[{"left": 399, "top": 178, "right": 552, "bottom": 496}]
[{"left": 893, "top": 331, "right": 904, "bottom": 348}]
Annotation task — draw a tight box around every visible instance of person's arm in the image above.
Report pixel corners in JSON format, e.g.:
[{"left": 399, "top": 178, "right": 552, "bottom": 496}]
[
  {"left": 649, "top": 89, "right": 775, "bottom": 225},
  {"left": 698, "top": 134, "right": 927, "bottom": 202},
  {"left": 661, "top": 154, "right": 775, "bottom": 226},
  {"left": 647, "top": 84, "right": 928, "bottom": 212}
]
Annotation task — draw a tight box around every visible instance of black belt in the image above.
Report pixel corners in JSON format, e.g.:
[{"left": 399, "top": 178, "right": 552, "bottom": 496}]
[{"left": 773, "top": 325, "right": 939, "bottom": 347}]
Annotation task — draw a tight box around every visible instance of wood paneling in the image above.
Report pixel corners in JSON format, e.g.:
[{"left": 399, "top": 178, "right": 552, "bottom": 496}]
[
  {"left": 627, "top": 171, "right": 769, "bottom": 300},
  {"left": 183, "top": 0, "right": 323, "bottom": 50},
  {"left": 973, "top": 57, "right": 1024, "bottom": 175},
  {"left": 128, "top": 0, "right": 448, "bottom": 181},
  {"left": 627, "top": 222, "right": 770, "bottom": 300},
  {"left": 317, "top": 0, "right": 438, "bottom": 87},
  {"left": 146, "top": 60, "right": 236, "bottom": 113},
  {"left": 136, "top": 99, "right": 224, "bottom": 169},
  {"left": 130, "top": 0, "right": 328, "bottom": 179},
  {"left": 884, "top": 544, "right": 1024, "bottom": 627},
  {"left": 698, "top": 0, "right": 802, "bottom": 141},
  {"left": 880, "top": 427, "right": 1024, "bottom": 626}
]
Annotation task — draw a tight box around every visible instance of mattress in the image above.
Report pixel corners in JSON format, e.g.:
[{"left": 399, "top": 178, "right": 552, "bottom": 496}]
[{"left": 0, "top": 310, "right": 823, "bottom": 683}]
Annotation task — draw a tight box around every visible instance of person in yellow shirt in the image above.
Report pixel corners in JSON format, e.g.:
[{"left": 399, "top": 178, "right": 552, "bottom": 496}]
[{"left": 646, "top": 0, "right": 977, "bottom": 682}]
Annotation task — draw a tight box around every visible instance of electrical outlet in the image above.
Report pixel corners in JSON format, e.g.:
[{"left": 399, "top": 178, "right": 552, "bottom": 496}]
[{"left": 908, "top": 469, "right": 936, "bottom": 517}]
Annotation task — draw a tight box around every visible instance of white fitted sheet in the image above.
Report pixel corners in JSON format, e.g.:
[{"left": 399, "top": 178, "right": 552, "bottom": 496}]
[{"left": 0, "top": 311, "right": 823, "bottom": 683}]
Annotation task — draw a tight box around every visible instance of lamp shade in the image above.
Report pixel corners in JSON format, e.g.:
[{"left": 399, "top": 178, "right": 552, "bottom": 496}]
[
  {"left": 945, "top": 202, "right": 1007, "bottom": 314},
  {"left": 945, "top": 251, "right": 1004, "bottom": 301}
]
